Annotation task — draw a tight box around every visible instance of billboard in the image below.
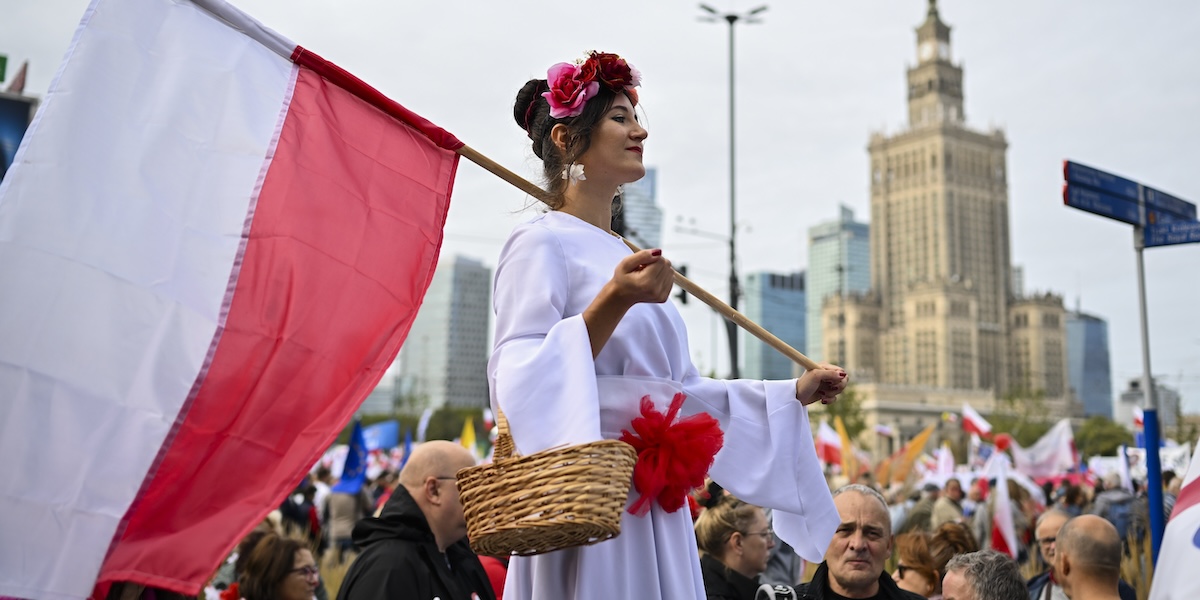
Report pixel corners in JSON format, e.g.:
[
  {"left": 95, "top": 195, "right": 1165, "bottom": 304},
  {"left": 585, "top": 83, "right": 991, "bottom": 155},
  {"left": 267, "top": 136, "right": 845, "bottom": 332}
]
[{"left": 0, "top": 92, "right": 37, "bottom": 183}]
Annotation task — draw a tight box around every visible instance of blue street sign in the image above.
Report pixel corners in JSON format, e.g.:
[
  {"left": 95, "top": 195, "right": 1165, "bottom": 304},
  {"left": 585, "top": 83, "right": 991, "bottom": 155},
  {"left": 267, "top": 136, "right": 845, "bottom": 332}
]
[
  {"left": 1144, "top": 187, "right": 1197, "bottom": 221},
  {"left": 1144, "top": 220, "right": 1200, "bottom": 247},
  {"left": 1063, "top": 183, "right": 1142, "bottom": 226},
  {"left": 1063, "top": 160, "right": 1197, "bottom": 227},
  {"left": 1064, "top": 161, "right": 1139, "bottom": 200}
]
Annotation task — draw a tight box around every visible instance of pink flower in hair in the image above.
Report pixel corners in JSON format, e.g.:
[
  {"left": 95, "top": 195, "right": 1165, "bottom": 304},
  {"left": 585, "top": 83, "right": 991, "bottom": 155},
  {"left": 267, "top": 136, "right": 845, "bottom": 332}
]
[{"left": 542, "top": 62, "right": 600, "bottom": 119}]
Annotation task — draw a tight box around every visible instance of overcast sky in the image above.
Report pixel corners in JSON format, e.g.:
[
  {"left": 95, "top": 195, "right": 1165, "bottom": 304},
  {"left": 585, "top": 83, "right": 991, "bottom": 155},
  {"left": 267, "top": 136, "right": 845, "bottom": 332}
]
[{"left": 4, "top": 0, "right": 1199, "bottom": 414}]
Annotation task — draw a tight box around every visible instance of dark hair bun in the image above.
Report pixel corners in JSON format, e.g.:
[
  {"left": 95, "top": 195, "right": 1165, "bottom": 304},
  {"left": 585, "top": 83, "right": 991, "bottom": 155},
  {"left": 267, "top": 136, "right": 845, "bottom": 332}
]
[{"left": 514, "top": 79, "right": 549, "bottom": 157}]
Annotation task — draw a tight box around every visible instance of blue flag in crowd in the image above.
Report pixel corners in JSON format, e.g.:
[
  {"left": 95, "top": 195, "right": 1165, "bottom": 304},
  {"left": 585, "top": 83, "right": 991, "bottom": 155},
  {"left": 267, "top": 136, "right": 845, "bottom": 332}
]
[
  {"left": 401, "top": 428, "right": 414, "bottom": 470},
  {"left": 332, "top": 420, "right": 368, "bottom": 493},
  {"left": 363, "top": 419, "right": 399, "bottom": 451}
]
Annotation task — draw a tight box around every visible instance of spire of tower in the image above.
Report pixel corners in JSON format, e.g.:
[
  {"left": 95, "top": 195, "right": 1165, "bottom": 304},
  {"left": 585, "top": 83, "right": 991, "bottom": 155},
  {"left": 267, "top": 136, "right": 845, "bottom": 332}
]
[{"left": 928, "top": 0, "right": 939, "bottom": 18}]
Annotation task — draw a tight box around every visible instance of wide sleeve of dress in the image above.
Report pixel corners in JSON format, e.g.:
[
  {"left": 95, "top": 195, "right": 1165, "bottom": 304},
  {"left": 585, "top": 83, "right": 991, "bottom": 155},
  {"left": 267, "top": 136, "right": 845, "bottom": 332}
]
[
  {"left": 680, "top": 369, "right": 839, "bottom": 563},
  {"left": 487, "top": 222, "right": 602, "bottom": 455}
]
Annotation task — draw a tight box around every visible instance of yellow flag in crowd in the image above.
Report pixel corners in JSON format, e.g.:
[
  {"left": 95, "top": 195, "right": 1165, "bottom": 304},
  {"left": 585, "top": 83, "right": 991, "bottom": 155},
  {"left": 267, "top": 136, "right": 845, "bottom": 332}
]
[
  {"left": 460, "top": 418, "right": 477, "bottom": 457},
  {"left": 892, "top": 423, "right": 936, "bottom": 483},
  {"left": 834, "top": 415, "right": 858, "bottom": 479}
]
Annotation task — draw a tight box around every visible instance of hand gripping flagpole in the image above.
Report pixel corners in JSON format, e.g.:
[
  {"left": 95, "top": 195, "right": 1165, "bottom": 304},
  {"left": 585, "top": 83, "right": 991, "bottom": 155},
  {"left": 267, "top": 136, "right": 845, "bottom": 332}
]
[{"left": 455, "top": 144, "right": 821, "bottom": 373}]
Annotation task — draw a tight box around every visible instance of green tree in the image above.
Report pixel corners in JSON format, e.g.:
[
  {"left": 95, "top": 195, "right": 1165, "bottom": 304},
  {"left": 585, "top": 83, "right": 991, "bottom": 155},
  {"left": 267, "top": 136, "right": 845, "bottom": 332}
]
[
  {"left": 1076, "top": 415, "right": 1133, "bottom": 460},
  {"left": 821, "top": 384, "right": 866, "bottom": 440}
]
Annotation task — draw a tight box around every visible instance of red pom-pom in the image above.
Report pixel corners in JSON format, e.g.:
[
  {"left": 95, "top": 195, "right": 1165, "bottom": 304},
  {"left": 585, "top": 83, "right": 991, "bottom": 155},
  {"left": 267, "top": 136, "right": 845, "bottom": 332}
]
[
  {"left": 619, "top": 393, "right": 724, "bottom": 516},
  {"left": 220, "top": 582, "right": 240, "bottom": 600}
]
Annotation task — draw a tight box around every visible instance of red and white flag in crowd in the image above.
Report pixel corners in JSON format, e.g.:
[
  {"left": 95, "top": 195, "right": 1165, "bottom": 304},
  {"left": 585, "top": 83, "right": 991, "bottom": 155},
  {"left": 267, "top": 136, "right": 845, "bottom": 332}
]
[
  {"left": 1149, "top": 442, "right": 1200, "bottom": 600},
  {"left": 1010, "top": 419, "right": 1077, "bottom": 479},
  {"left": 0, "top": 0, "right": 460, "bottom": 598},
  {"left": 962, "top": 402, "right": 993, "bottom": 437},
  {"left": 989, "top": 456, "right": 1019, "bottom": 559},
  {"left": 816, "top": 420, "right": 842, "bottom": 466},
  {"left": 1133, "top": 406, "right": 1145, "bottom": 428}
]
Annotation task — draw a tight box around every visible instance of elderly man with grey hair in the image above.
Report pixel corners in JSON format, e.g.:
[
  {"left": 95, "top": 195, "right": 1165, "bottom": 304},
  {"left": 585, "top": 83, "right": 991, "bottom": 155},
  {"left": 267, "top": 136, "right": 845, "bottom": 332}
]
[
  {"left": 942, "top": 550, "right": 1025, "bottom": 600},
  {"left": 795, "top": 484, "right": 924, "bottom": 600}
]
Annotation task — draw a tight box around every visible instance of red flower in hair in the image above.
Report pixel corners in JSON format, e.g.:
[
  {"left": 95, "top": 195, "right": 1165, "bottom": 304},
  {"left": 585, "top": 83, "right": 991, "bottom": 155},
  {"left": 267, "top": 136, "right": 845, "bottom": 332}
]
[
  {"left": 542, "top": 51, "right": 641, "bottom": 118},
  {"left": 620, "top": 393, "right": 723, "bottom": 516},
  {"left": 589, "top": 52, "right": 641, "bottom": 90}
]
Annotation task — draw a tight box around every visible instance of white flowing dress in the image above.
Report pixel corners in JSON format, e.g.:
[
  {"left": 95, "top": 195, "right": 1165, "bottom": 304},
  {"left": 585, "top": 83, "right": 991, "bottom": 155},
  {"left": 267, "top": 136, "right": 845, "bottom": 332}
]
[{"left": 488, "top": 211, "right": 837, "bottom": 599}]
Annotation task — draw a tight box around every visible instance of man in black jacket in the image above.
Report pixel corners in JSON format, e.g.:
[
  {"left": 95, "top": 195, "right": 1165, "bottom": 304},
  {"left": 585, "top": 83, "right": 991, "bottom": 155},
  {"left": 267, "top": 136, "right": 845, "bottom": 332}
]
[
  {"left": 336, "top": 440, "right": 494, "bottom": 600},
  {"left": 795, "top": 484, "right": 924, "bottom": 600}
]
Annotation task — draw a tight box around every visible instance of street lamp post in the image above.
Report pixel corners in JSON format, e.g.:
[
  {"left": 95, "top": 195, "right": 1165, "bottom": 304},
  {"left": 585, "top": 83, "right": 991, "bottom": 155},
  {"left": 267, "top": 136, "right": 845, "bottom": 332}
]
[{"left": 699, "top": 3, "right": 766, "bottom": 379}]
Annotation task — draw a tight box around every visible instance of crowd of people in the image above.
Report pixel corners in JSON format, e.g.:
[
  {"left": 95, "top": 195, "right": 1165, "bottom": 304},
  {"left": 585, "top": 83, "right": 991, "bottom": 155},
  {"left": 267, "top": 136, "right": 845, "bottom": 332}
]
[{"left": 193, "top": 445, "right": 1173, "bottom": 600}]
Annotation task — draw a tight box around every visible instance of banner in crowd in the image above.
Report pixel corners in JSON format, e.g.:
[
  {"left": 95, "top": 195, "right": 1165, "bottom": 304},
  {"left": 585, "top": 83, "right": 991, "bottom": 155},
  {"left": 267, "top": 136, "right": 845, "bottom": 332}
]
[
  {"left": 0, "top": 0, "right": 461, "bottom": 597},
  {"left": 1010, "top": 418, "right": 1077, "bottom": 479},
  {"left": 1149, "top": 442, "right": 1200, "bottom": 600}
]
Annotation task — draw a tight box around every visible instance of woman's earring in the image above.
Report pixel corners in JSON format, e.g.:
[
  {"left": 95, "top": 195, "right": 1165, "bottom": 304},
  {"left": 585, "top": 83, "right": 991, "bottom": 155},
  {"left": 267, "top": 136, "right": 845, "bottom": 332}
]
[{"left": 562, "top": 163, "right": 586, "bottom": 183}]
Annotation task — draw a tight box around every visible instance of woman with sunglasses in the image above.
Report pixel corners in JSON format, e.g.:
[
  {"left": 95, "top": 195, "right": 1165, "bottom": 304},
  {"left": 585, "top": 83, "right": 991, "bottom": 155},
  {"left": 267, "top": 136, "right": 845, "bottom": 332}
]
[{"left": 239, "top": 533, "right": 318, "bottom": 600}]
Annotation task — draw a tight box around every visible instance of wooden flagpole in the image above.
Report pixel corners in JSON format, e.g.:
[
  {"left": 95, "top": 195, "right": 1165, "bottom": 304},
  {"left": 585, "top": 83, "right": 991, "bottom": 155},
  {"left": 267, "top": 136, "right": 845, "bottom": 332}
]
[{"left": 455, "top": 144, "right": 820, "bottom": 372}]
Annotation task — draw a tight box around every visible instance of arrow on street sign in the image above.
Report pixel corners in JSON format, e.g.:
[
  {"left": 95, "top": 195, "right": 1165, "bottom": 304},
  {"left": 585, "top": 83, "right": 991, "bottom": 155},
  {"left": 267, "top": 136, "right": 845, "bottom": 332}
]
[{"left": 1144, "top": 221, "right": 1200, "bottom": 247}]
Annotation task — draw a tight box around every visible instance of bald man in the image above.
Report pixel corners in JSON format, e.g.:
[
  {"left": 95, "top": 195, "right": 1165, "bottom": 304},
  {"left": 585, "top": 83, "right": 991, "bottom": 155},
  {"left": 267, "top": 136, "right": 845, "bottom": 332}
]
[
  {"left": 1054, "top": 515, "right": 1122, "bottom": 600},
  {"left": 337, "top": 441, "right": 495, "bottom": 600}
]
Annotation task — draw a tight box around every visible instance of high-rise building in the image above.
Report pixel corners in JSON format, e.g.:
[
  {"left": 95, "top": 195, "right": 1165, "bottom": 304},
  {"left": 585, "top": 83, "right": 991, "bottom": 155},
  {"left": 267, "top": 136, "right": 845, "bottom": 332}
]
[
  {"left": 395, "top": 255, "right": 491, "bottom": 412},
  {"left": 806, "top": 206, "right": 870, "bottom": 364},
  {"left": 867, "top": 0, "right": 1011, "bottom": 392},
  {"left": 1066, "top": 309, "right": 1113, "bottom": 418},
  {"left": 1008, "top": 293, "right": 1070, "bottom": 413},
  {"left": 742, "top": 271, "right": 806, "bottom": 380},
  {"left": 1116, "top": 378, "right": 1182, "bottom": 432},
  {"left": 615, "top": 167, "right": 662, "bottom": 250}
]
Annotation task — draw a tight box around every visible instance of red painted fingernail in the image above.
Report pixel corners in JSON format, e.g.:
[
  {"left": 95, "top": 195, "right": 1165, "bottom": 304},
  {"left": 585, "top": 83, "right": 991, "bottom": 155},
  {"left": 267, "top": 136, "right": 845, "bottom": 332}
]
[{"left": 651, "top": 249, "right": 662, "bottom": 256}]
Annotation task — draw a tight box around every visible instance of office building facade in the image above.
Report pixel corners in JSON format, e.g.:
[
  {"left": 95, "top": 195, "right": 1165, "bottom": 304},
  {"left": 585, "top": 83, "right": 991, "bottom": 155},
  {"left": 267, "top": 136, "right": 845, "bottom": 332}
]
[{"left": 742, "top": 271, "right": 806, "bottom": 380}]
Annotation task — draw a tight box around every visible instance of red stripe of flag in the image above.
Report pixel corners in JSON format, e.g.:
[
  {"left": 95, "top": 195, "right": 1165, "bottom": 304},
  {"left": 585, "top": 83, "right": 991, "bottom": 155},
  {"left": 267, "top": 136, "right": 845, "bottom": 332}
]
[{"left": 96, "top": 51, "right": 459, "bottom": 593}]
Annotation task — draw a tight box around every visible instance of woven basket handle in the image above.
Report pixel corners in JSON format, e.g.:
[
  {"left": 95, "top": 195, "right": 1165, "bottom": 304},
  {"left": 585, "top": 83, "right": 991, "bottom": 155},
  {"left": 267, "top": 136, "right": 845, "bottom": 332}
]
[{"left": 494, "top": 408, "right": 517, "bottom": 460}]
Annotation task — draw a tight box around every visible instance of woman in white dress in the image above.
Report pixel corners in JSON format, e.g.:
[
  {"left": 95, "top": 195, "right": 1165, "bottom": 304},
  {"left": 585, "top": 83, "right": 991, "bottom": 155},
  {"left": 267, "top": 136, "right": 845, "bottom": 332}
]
[{"left": 490, "top": 51, "right": 849, "bottom": 599}]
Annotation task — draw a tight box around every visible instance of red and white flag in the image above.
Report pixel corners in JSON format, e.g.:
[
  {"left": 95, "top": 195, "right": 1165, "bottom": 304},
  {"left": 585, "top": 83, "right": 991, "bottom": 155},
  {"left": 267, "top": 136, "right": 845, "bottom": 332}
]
[
  {"left": 989, "top": 456, "right": 1019, "bottom": 559},
  {"left": 1133, "top": 406, "right": 1145, "bottom": 428},
  {"left": 816, "top": 420, "right": 842, "bottom": 466},
  {"left": 962, "top": 402, "right": 993, "bottom": 437},
  {"left": 0, "top": 0, "right": 460, "bottom": 598},
  {"left": 1149, "top": 442, "right": 1200, "bottom": 600}
]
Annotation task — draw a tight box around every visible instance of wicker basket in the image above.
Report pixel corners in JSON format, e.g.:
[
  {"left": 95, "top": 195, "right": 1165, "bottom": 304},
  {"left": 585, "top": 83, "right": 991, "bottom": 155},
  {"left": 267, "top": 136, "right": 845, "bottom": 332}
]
[{"left": 456, "top": 410, "right": 637, "bottom": 556}]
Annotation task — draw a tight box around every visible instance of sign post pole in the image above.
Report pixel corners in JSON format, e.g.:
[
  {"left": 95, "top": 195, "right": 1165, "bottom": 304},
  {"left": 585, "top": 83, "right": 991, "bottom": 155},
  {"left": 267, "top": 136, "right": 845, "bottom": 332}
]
[{"left": 1134, "top": 185, "right": 1165, "bottom": 562}]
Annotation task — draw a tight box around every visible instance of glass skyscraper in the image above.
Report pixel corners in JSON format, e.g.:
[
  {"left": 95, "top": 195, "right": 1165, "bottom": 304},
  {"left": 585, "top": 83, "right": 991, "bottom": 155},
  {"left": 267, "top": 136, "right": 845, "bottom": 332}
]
[
  {"left": 806, "top": 206, "right": 870, "bottom": 362},
  {"left": 1066, "top": 310, "right": 1113, "bottom": 418},
  {"left": 742, "top": 271, "right": 806, "bottom": 380}
]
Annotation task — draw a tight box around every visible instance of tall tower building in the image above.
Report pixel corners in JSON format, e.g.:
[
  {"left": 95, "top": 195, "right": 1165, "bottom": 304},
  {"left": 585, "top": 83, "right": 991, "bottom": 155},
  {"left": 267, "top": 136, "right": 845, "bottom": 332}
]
[
  {"left": 868, "top": 0, "right": 1011, "bottom": 391},
  {"left": 615, "top": 167, "right": 663, "bottom": 249},
  {"left": 1008, "top": 293, "right": 1070, "bottom": 408},
  {"left": 742, "top": 271, "right": 806, "bottom": 380},
  {"left": 806, "top": 206, "right": 871, "bottom": 363},
  {"left": 1066, "top": 309, "right": 1113, "bottom": 418},
  {"left": 396, "top": 255, "right": 492, "bottom": 412}
]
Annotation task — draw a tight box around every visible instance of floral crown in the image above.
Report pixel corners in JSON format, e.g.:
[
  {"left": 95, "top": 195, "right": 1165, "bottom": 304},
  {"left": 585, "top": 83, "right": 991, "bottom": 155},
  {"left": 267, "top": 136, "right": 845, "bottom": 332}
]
[{"left": 541, "top": 51, "right": 641, "bottom": 119}]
